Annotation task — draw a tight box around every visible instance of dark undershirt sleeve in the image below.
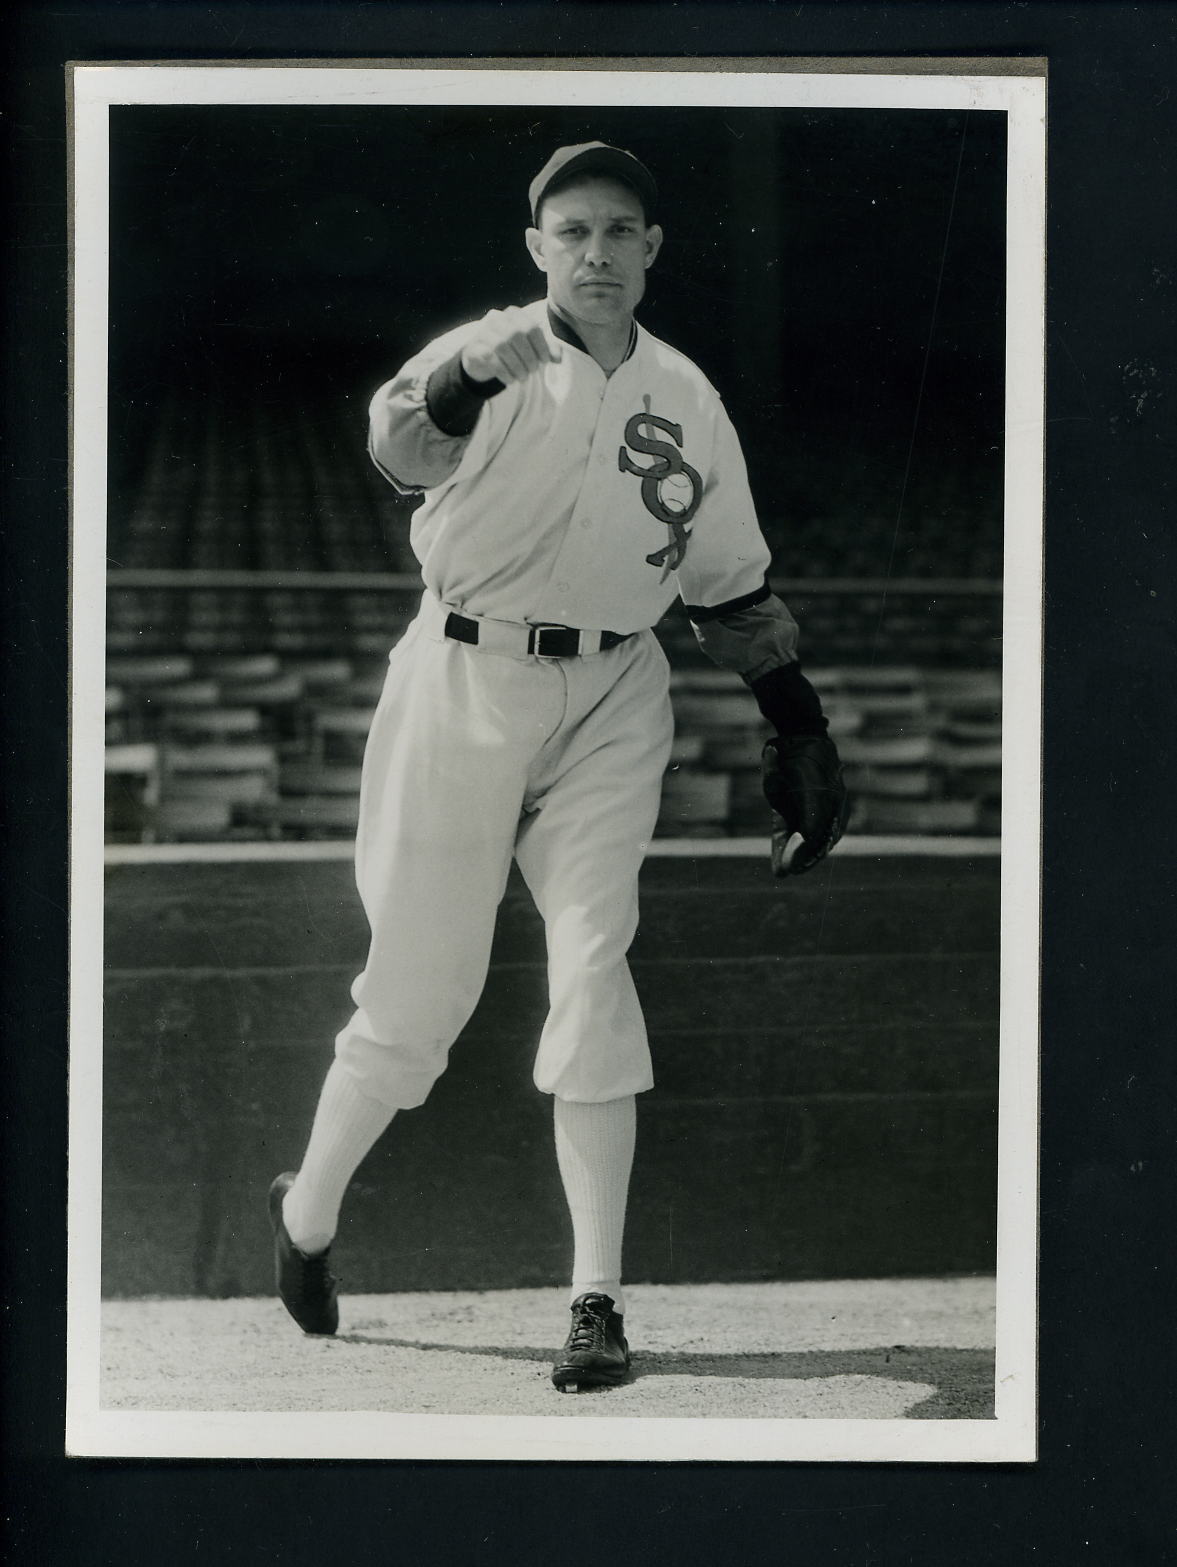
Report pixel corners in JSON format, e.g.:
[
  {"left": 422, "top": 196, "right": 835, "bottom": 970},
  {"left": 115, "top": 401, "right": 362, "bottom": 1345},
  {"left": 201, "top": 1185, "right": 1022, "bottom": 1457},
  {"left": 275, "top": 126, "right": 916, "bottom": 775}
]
[
  {"left": 745, "top": 661, "right": 829, "bottom": 738},
  {"left": 424, "top": 351, "right": 506, "bottom": 436}
]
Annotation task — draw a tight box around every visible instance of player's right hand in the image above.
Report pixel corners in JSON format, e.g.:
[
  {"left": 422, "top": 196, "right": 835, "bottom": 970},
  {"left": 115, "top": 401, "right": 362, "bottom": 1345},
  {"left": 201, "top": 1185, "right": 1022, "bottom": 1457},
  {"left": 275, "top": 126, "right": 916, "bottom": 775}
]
[{"left": 460, "top": 307, "right": 562, "bottom": 385}]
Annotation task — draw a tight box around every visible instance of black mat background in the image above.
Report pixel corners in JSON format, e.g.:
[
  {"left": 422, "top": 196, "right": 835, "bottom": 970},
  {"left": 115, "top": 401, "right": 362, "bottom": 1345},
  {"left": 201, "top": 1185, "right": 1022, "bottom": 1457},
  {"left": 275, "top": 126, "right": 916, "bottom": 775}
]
[{"left": 4, "top": 2, "right": 1175, "bottom": 1562}]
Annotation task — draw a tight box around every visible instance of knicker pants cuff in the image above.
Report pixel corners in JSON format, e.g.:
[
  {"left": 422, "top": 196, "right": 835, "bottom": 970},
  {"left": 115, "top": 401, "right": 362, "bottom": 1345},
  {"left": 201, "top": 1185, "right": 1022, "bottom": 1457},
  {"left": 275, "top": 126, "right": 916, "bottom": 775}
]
[{"left": 334, "top": 1016, "right": 450, "bottom": 1111}]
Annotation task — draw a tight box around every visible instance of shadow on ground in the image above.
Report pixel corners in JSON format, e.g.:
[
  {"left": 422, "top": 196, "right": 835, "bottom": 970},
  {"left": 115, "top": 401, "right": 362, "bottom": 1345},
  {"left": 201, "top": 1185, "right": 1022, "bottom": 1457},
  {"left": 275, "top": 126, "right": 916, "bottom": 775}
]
[{"left": 335, "top": 1333, "right": 994, "bottom": 1419}]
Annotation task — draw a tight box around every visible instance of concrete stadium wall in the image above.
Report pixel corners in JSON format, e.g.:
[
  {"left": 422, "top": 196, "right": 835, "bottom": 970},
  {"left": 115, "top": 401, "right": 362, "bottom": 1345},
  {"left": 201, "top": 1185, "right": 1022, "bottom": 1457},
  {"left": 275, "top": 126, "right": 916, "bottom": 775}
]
[{"left": 101, "top": 853, "right": 999, "bottom": 1298}]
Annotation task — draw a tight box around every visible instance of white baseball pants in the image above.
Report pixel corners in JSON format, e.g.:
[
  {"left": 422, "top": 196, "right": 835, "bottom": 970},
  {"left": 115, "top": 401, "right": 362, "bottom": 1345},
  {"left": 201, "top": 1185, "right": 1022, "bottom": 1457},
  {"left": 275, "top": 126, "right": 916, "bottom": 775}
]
[{"left": 333, "top": 596, "right": 674, "bottom": 1107}]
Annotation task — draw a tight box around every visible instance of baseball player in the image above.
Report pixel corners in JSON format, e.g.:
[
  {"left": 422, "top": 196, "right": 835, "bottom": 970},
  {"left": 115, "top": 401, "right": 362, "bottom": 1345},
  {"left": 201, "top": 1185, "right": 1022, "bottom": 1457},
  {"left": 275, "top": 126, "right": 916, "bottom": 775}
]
[{"left": 269, "top": 142, "right": 848, "bottom": 1391}]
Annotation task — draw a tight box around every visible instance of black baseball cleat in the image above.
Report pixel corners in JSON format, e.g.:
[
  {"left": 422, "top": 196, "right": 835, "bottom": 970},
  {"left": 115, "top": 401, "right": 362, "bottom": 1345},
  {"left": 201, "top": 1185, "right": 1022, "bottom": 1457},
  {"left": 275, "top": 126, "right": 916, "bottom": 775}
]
[
  {"left": 551, "top": 1292, "right": 631, "bottom": 1392},
  {"left": 268, "top": 1172, "right": 339, "bottom": 1336}
]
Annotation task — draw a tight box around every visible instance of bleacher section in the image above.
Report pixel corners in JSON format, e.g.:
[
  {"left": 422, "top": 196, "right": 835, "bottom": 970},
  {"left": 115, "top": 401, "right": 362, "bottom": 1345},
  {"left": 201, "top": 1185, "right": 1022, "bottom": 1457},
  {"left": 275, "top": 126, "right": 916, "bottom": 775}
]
[
  {"left": 104, "top": 392, "right": 1003, "bottom": 845},
  {"left": 105, "top": 647, "right": 1000, "bottom": 844}
]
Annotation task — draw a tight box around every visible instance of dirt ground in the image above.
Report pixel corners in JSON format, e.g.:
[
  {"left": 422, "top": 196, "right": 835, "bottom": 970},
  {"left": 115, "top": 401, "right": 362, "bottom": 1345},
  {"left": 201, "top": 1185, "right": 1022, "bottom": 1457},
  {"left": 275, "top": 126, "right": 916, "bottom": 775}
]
[{"left": 101, "top": 1276, "right": 994, "bottom": 1420}]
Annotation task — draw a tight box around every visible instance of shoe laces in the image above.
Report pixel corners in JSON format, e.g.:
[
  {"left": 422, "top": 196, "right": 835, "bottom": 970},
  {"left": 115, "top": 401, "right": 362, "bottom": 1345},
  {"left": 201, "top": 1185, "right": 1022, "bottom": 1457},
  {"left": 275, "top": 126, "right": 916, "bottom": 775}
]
[{"left": 567, "top": 1297, "right": 610, "bottom": 1352}]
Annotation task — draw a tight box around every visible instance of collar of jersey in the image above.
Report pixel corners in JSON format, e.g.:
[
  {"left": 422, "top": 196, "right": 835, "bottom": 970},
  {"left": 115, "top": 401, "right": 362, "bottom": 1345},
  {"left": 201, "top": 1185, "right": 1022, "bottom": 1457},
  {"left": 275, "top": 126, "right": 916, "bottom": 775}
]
[{"left": 547, "top": 304, "right": 638, "bottom": 365}]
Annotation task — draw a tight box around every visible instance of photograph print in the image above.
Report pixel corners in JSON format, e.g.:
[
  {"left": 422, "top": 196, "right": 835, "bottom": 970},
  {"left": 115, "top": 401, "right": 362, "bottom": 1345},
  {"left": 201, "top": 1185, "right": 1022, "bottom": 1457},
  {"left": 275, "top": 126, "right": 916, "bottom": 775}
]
[{"left": 70, "top": 62, "right": 1044, "bottom": 1463}]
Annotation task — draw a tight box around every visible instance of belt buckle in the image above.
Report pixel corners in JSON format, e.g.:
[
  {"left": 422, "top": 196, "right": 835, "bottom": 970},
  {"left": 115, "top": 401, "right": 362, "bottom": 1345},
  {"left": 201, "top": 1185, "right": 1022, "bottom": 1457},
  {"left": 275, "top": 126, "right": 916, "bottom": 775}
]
[{"left": 529, "top": 624, "right": 580, "bottom": 658}]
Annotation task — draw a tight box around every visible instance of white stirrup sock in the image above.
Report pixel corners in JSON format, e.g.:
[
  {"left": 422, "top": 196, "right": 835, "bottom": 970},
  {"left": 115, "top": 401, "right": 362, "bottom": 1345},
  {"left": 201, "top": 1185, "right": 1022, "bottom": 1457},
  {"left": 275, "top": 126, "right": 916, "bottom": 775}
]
[
  {"left": 282, "top": 1059, "right": 396, "bottom": 1255},
  {"left": 553, "top": 1094, "right": 636, "bottom": 1317}
]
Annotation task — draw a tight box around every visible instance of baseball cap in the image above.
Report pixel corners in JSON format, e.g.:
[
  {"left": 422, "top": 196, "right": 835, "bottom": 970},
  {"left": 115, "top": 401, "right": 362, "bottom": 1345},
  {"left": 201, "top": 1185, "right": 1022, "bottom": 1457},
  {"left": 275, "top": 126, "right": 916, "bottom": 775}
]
[{"left": 528, "top": 142, "right": 658, "bottom": 225}]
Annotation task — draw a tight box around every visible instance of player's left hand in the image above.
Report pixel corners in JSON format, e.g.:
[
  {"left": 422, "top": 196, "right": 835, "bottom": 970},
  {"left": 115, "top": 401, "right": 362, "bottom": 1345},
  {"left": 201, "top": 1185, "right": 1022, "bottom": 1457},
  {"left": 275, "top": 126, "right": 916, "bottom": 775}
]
[{"left": 761, "top": 734, "right": 851, "bottom": 877}]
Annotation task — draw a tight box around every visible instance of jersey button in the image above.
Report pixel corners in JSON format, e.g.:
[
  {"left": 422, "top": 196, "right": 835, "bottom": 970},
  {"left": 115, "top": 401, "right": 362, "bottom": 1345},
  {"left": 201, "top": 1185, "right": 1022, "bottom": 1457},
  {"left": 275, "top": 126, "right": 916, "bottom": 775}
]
[
  {"left": 555, "top": 580, "right": 570, "bottom": 592},
  {"left": 580, "top": 517, "right": 592, "bottom": 530}
]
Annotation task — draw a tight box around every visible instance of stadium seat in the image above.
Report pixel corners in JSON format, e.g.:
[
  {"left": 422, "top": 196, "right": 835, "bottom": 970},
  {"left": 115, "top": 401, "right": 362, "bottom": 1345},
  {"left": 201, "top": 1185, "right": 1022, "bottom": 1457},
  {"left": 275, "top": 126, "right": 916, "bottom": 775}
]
[
  {"left": 939, "top": 717, "right": 1003, "bottom": 744},
  {"left": 279, "top": 760, "right": 364, "bottom": 796},
  {"left": 160, "top": 742, "right": 279, "bottom": 836},
  {"left": 162, "top": 741, "right": 277, "bottom": 774},
  {"left": 163, "top": 708, "right": 264, "bottom": 741},
  {"left": 220, "top": 674, "right": 303, "bottom": 706},
  {"left": 668, "top": 734, "right": 707, "bottom": 766},
  {"left": 726, "top": 770, "right": 770, "bottom": 835},
  {"left": 825, "top": 706, "right": 865, "bottom": 738},
  {"left": 166, "top": 772, "right": 274, "bottom": 805},
  {"left": 274, "top": 796, "right": 361, "bottom": 837},
  {"left": 105, "top": 687, "right": 129, "bottom": 744},
  {"left": 670, "top": 691, "right": 765, "bottom": 730},
  {"left": 932, "top": 739, "right": 1002, "bottom": 770},
  {"left": 155, "top": 798, "right": 234, "bottom": 839},
  {"left": 856, "top": 798, "right": 981, "bottom": 834},
  {"left": 106, "top": 655, "right": 194, "bottom": 687},
  {"left": 151, "top": 680, "right": 222, "bottom": 710},
  {"left": 281, "top": 658, "right": 353, "bottom": 688},
  {"left": 843, "top": 766, "right": 934, "bottom": 800},
  {"left": 311, "top": 708, "right": 377, "bottom": 763},
  {"left": 203, "top": 654, "right": 282, "bottom": 683},
  {"left": 839, "top": 735, "right": 935, "bottom": 766},
  {"left": 702, "top": 731, "right": 768, "bottom": 771},
  {"left": 313, "top": 672, "right": 386, "bottom": 708},
  {"left": 104, "top": 742, "right": 162, "bottom": 843},
  {"left": 924, "top": 670, "right": 1002, "bottom": 707},
  {"left": 659, "top": 769, "right": 732, "bottom": 830}
]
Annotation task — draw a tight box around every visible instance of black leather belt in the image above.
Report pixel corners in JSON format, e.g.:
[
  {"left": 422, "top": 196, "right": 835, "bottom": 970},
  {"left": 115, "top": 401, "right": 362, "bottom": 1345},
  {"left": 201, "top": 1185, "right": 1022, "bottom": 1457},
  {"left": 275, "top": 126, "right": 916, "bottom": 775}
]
[{"left": 443, "top": 612, "right": 631, "bottom": 658}]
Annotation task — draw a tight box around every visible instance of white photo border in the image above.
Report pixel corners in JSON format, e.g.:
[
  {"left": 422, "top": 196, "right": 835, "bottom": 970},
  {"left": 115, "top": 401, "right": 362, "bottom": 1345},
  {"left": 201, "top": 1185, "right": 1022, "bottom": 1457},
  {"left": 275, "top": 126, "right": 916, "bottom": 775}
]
[{"left": 68, "top": 61, "right": 1045, "bottom": 1463}]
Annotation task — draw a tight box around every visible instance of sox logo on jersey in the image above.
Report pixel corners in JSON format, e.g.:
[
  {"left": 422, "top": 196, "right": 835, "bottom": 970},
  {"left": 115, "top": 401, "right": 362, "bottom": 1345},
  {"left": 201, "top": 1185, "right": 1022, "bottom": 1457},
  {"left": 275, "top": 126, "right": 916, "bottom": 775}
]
[{"left": 618, "top": 401, "right": 701, "bottom": 578}]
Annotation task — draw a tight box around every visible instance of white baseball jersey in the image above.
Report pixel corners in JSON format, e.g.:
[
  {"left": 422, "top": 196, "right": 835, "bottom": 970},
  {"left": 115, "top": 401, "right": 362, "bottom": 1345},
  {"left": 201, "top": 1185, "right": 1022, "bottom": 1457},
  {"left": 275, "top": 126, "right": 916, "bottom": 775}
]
[{"left": 368, "top": 298, "right": 777, "bottom": 638}]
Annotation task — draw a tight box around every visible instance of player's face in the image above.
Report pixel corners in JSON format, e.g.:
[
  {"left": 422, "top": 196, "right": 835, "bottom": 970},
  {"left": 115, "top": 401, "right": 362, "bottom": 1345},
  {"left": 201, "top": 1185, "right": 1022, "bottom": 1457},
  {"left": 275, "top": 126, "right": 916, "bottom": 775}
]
[{"left": 526, "top": 176, "right": 663, "bottom": 332}]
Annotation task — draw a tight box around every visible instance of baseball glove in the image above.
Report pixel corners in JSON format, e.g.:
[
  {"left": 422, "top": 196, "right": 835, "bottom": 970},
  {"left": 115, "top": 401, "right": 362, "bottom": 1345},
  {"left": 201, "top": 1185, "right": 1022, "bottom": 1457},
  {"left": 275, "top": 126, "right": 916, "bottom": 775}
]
[{"left": 762, "top": 734, "right": 851, "bottom": 878}]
